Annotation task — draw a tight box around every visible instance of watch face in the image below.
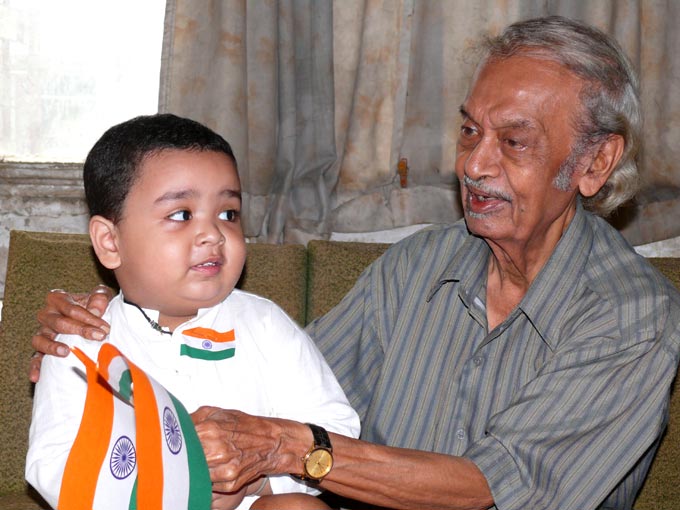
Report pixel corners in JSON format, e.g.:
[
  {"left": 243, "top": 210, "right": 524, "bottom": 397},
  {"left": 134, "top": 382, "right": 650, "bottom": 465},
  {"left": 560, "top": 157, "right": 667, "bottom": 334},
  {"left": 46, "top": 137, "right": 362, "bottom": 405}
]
[{"left": 305, "top": 448, "right": 333, "bottom": 479}]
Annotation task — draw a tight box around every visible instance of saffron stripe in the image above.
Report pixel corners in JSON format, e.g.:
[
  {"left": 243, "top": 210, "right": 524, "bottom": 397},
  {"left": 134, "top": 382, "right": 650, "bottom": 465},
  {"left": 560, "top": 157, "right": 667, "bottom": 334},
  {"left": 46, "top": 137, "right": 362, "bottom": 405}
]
[
  {"left": 59, "top": 348, "right": 115, "bottom": 510},
  {"left": 180, "top": 344, "right": 235, "bottom": 360},
  {"left": 126, "top": 356, "right": 165, "bottom": 510},
  {"left": 182, "top": 327, "right": 235, "bottom": 343}
]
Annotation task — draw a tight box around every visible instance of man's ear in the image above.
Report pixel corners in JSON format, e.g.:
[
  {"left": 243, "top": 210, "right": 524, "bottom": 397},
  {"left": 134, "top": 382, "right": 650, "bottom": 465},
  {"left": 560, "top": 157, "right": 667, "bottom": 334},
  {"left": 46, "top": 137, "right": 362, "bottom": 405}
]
[
  {"left": 89, "top": 216, "right": 122, "bottom": 270},
  {"left": 577, "top": 134, "right": 625, "bottom": 197}
]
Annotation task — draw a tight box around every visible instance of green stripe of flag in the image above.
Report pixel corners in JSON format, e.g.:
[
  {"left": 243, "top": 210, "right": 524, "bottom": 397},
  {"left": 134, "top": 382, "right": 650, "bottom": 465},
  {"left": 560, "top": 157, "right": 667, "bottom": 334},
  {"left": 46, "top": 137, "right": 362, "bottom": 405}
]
[
  {"left": 179, "top": 344, "right": 235, "bottom": 361},
  {"left": 119, "top": 370, "right": 133, "bottom": 400},
  {"left": 169, "top": 394, "right": 212, "bottom": 509},
  {"left": 128, "top": 476, "right": 137, "bottom": 510}
]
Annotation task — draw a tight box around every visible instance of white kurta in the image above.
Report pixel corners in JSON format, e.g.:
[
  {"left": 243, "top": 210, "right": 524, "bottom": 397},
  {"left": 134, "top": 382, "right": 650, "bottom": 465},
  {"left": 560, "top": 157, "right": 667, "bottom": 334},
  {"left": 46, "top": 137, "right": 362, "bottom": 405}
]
[{"left": 26, "top": 290, "right": 360, "bottom": 509}]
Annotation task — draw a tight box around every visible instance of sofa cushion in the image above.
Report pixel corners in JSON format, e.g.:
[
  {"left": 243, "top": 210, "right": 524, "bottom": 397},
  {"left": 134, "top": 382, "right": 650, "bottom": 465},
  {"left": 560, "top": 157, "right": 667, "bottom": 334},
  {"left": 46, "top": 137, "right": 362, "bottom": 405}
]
[
  {"left": 0, "top": 489, "right": 47, "bottom": 509},
  {"left": 306, "top": 240, "right": 389, "bottom": 323}
]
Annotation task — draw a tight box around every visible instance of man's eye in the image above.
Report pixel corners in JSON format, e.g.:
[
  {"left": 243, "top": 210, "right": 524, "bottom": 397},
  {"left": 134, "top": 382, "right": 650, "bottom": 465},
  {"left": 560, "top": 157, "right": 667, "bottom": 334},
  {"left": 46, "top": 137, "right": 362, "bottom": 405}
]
[
  {"left": 168, "top": 210, "right": 191, "bottom": 221},
  {"left": 457, "top": 125, "right": 480, "bottom": 147},
  {"left": 504, "top": 138, "right": 526, "bottom": 150},
  {"left": 460, "top": 125, "right": 477, "bottom": 138},
  {"left": 219, "top": 210, "right": 239, "bottom": 222}
]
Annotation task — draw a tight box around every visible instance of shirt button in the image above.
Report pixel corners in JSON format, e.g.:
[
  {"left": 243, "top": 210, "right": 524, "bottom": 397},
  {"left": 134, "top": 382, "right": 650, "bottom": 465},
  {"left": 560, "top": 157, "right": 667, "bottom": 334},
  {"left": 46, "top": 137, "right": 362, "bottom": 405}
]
[
  {"left": 473, "top": 357, "right": 483, "bottom": 366},
  {"left": 456, "top": 428, "right": 465, "bottom": 440}
]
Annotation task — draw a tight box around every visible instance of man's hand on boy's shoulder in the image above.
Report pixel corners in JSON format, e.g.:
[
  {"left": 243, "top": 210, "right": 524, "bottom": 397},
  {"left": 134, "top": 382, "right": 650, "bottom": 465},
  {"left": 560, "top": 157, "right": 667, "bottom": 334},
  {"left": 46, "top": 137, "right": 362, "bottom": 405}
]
[{"left": 29, "top": 285, "right": 114, "bottom": 382}]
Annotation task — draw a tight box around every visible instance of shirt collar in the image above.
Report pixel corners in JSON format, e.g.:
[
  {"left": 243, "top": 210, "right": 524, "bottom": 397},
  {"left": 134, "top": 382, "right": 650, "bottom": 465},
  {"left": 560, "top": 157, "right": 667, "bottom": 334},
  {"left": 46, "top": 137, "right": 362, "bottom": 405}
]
[
  {"left": 426, "top": 223, "right": 489, "bottom": 310},
  {"left": 517, "top": 202, "right": 594, "bottom": 349},
  {"left": 426, "top": 203, "right": 594, "bottom": 350}
]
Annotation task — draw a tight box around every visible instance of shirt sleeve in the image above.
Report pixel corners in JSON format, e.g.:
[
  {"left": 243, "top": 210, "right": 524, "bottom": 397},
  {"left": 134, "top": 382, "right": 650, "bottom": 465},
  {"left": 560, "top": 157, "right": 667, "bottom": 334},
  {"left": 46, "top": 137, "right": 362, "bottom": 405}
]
[
  {"left": 305, "top": 250, "right": 395, "bottom": 424},
  {"left": 255, "top": 301, "right": 361, "bottom": 496},
  {"left": 465, "top": 295, "right": 680, "bottom": 510},
  {"left": 25, "top": 336, "right": 93, "bottom": 509}
]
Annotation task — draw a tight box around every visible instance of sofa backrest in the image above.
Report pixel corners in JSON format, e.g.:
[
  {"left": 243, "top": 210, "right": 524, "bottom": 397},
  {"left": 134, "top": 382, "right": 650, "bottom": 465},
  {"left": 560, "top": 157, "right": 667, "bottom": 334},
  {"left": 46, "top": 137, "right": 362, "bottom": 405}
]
[{"left": 306, "top": 240, "right": 389, "bottom": 322}]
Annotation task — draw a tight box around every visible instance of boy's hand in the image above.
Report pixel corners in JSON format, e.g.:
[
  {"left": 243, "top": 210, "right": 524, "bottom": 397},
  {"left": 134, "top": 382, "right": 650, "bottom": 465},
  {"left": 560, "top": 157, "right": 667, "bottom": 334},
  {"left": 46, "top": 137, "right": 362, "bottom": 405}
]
[{"left": 29, "top": 286, "right": 114, "bottom": 382}]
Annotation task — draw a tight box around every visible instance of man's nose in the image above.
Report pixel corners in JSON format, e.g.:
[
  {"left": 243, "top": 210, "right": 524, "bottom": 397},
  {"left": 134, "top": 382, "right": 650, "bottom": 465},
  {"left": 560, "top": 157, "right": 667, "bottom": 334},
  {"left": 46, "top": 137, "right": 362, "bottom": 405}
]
[{"left": 464, "top": 136, "right": 500, "bottom": 179}]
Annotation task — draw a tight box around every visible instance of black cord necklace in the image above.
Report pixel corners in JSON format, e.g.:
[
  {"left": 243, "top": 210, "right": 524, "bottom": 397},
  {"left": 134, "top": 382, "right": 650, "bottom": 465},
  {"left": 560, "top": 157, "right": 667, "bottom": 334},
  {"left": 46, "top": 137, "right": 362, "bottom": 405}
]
[{"left": 123, "top": 297, "right": 172, "bottom": 335}]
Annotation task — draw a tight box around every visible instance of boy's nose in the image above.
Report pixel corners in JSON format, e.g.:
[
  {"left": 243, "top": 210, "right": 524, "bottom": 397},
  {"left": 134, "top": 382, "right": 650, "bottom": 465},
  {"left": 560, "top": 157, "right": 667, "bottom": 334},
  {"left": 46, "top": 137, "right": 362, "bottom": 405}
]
[{"left": 196, "top": 222, "right": 226, "bottom": 245}]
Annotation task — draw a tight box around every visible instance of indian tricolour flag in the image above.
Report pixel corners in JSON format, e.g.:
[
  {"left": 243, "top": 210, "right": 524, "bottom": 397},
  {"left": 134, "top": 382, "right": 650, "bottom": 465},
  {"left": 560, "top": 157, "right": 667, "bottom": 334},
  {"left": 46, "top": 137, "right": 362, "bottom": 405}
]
[
  {"left": 59, "top": 343, "right": 211, "bottom": 510},
  {"left": 180, "top": 327, "right": 236, "bottom": 361}
]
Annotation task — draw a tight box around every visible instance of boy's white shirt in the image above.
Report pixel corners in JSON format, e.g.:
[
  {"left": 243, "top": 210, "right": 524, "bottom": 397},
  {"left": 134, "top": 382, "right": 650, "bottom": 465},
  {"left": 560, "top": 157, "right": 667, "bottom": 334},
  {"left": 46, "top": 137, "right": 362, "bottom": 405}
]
[{"left": 26, "top": 290, "right": 360, "bottom": 509}]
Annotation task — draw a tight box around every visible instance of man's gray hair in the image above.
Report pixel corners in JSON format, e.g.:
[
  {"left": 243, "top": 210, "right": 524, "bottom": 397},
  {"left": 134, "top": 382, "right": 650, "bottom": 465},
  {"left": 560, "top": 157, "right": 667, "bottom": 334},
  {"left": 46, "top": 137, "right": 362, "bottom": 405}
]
[{"left": 483, "top": 15, "right": 641, "bottom": 216}]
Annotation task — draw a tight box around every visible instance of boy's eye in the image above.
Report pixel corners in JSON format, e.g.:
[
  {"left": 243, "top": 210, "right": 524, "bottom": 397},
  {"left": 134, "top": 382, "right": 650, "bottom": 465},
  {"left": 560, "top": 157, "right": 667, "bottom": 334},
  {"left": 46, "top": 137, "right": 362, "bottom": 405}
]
[
  {"left": 168, "top": 210, "right": 191, "bottom": 221},
  {"left": 219, "top": 210, "right": 239, "bottom": 222}
]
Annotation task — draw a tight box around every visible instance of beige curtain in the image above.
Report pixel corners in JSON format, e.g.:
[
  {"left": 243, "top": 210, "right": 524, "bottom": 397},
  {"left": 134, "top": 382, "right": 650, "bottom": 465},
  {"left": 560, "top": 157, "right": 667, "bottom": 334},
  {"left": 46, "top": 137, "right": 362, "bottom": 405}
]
[{"left": 159, "top": 0, "right": 680, "bottom": 246}]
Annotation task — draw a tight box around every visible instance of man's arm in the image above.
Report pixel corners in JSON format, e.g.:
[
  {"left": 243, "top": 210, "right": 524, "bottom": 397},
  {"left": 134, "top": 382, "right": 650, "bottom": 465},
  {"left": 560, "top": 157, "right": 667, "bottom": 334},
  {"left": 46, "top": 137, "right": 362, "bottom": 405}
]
[
  {"left": 192, "top": 408, "right": 494, "bottom": 510},
  {"left": 29, "top": 286, "right": 113, "bottom": 382}
]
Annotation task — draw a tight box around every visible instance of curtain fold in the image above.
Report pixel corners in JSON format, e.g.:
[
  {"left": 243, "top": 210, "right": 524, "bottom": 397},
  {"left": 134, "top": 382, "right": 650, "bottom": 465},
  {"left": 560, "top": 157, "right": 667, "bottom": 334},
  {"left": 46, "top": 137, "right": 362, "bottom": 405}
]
[{"left": 160, "top": 0, "right": 680, "bottom": 245}]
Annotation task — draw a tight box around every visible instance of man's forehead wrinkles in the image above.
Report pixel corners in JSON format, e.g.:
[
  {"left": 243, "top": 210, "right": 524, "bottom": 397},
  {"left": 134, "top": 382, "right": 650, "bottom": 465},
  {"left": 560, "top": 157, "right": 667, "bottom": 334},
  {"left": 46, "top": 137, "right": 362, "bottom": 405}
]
[{"left": 460, "top": 103, "right": 541, "bottom": 132}]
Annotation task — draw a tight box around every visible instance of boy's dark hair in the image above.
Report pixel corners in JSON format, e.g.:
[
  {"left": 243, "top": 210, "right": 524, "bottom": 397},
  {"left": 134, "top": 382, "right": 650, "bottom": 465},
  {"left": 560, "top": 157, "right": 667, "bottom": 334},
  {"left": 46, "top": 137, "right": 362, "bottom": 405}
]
[{"left": 84, "top": 113, "right": 236, "bottom": 222}]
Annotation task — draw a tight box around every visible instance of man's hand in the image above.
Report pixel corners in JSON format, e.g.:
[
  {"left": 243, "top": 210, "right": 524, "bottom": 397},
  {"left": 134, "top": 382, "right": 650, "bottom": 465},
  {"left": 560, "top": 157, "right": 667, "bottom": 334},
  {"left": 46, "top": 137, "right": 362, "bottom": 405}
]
[
  {"left": 29, "top": 285, "right": 114, "bottom": 382},
  {"left": 191, "top": 407, "right": 308, "bottom": 494}
]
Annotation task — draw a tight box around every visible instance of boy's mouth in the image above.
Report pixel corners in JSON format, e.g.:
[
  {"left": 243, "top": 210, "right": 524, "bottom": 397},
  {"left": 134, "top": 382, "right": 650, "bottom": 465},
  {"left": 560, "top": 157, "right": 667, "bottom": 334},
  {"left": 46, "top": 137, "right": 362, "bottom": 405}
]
[{"left": 192, "top": 259, "right": 223, "bottom": 273}]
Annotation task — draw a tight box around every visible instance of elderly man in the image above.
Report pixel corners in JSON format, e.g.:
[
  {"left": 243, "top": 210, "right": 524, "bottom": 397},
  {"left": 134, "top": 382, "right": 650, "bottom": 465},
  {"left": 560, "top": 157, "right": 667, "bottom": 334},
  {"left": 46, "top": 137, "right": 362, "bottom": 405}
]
[{"left": 31, "top": 16, "right": 680, "bottom": 510}]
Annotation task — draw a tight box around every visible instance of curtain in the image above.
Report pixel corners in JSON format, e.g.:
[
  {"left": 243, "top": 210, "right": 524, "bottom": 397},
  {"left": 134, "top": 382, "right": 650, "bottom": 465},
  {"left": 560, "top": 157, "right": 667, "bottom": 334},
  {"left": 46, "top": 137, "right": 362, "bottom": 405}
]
[{"left": 159, "top": 0, "right": 680, "bottom": 246}]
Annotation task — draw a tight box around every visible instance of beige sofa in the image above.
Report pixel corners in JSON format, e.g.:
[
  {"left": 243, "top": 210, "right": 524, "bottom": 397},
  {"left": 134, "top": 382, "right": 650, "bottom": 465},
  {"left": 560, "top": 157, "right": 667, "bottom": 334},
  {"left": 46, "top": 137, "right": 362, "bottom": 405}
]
[{"left": 0, "top": 229, "right": 678, "bottom": 509}]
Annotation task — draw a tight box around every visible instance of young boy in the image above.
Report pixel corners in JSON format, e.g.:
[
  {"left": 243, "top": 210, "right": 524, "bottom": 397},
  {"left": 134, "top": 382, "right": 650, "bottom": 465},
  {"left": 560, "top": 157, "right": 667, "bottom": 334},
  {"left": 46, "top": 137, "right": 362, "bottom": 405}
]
[{"left": 26, "top": 114, "right": 360, "bottom": 510}]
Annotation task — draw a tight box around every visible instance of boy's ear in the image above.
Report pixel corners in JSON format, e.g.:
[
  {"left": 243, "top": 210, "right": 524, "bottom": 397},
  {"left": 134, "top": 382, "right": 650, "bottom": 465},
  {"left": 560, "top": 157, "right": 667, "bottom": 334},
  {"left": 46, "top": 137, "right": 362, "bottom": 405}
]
[
  {"left": 89, "top": 216, "right": 122, "bottom": 270},
  {"left": 577, "top": 134, "right": 625, "bottom": 198}
]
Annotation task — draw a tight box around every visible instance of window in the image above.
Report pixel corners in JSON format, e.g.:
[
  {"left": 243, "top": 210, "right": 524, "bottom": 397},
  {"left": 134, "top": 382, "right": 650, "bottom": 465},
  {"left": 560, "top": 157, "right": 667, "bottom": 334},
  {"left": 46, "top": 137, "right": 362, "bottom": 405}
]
[{"left": 0, "top": 0, "right": 166, "bottom": 162}]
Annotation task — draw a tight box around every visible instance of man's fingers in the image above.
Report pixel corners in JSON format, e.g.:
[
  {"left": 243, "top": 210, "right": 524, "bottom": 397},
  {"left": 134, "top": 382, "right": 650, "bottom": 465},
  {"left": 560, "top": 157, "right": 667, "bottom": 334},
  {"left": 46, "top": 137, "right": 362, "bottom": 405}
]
[
  {"left": 31, "top": 328, "right": 70, "bottom": 357},
  {"left": 28, "top": 352, "right": 44, "bottom": 383},
  {"left": 37, "top": 303, "right": 110, "bottom": 341},
  {"left": 209, "top": 464, "right": 256, "bottom": 493},
  {"left": 30, "top": 329, "right": 70, "bottom": 383},
  {"left": 85, "top": 285, "right": 115, "bottom": 318},
  {"left": 191, "top": 405, "right": 221, "bottom": 425}
]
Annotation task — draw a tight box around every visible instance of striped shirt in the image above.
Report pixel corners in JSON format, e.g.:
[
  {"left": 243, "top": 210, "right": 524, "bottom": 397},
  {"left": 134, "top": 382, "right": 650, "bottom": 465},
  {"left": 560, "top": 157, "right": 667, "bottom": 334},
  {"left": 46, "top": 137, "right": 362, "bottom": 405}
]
[{"left": 307, "top": 204, "right": 680, "bottom": 510}]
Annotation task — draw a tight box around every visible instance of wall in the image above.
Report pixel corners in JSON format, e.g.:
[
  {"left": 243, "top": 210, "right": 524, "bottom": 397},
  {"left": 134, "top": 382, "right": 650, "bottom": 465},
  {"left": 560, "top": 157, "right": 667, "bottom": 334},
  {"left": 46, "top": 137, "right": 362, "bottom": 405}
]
[{"left": 0, "top": 163, "right": 89, "bottom": 298}]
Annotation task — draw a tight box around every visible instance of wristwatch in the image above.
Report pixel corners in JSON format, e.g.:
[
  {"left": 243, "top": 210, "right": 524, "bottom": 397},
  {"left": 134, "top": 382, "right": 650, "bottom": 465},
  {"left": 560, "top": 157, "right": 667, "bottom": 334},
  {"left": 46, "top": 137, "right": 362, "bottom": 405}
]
[{"left": 299, "top": 423, "right": 334, "bottom": 482}]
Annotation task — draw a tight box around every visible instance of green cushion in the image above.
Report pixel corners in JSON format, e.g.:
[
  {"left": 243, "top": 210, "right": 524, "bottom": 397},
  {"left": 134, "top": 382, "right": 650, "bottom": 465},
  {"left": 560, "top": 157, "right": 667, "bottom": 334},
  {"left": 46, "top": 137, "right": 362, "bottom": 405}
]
[
  {"left": 306, "top": 240, "right": 389, "bottom": 323},
  {"left": 0, "top": 488, "right": 47, "bottom": 509},
  {"left": 239, "top": 243, "right": 307, "bottom": 325},
  {"left": 0, "top": 230, "right": 111, "bottom": 498}
]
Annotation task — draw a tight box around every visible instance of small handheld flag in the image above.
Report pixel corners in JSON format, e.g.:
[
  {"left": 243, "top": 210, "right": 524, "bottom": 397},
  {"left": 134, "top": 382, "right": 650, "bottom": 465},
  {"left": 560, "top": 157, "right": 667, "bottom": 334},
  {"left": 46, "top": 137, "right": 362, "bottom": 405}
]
[{"left": 59, "top": 344, "right": 212, "bottom": 510}]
